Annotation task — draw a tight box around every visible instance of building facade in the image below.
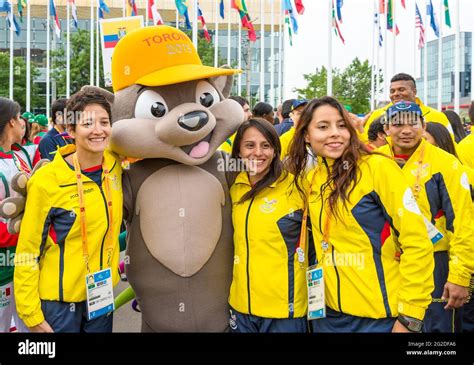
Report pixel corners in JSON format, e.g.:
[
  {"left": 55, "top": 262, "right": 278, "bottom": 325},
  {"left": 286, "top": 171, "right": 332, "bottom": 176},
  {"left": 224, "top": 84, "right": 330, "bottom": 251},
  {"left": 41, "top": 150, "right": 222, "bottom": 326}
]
[
  {"left": 0, "top": 0, "right": 285, "bottom": 111},
  {"left": 416, "top": 31, "right": 472, "bottom": 111}
]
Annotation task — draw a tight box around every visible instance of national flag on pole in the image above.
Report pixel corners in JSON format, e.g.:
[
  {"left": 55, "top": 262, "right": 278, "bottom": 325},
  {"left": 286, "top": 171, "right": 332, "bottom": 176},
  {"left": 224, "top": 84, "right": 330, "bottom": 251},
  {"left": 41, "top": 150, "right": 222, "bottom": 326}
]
[
  {"left": 50, "top": 0, "right": 61, "bottom": 38},
  {"left": 444, "top": 0, "right": 451, "bottom": 28},
  {"left": 231, "top": 0, "right": 256, "bottom": 42},
  {"left": 386, "top": 0, "right": 400, "bottom": 35},
  {"left": 197, "top": 3, "right": 211, "bottom": 42},
  {"left": 415, "top": 2, "right": 425, "bottom": 49},
  {"left": 68, "top": 0, "right": 78, "bottom": 28},
  {"left": 284, "top": 11, "right": 293, "bottom": 46},
  {"left": 427, "top": 0, "right": 439, "bottom": 37},
  {"left": 336, "top": 0, "right": 343, "bottom": 22},
  {"left": 294, "top": 0, "right": 305, "bottom": 15},
  {"left": 126, "top": 0, "right": 138, "bottom": 17},
  {"left": 219, "top": 0, "right": 225, "bottom": 19},
  {"left": 331, "top": 0, "right": 344, "bottom": 44},
  {"left": 282, "top": 0, "right": 298, "bottom": 35},
  {"left": 17, "top": 0, "right": 26, "bottom": 22},
  {"left": 175, "top": 0, "right": 191, "bottom": 29},
  {"left": 148, "top": 0, "right": 163, "bottom": 25},
  {"left": 400, "top": 0, "right": 406, "bottom": 9},
  {"left": 374, "top": 12, "right": 383, "bottom": 47},
  {"left": 98, "top": 0, "right": 110, "bottom": 20},
  {"left": 3, "top": 0, "right": 20, "bottom": 36},
  {"left": 379, "top": 0, "right": 385, "bottom": 14}
]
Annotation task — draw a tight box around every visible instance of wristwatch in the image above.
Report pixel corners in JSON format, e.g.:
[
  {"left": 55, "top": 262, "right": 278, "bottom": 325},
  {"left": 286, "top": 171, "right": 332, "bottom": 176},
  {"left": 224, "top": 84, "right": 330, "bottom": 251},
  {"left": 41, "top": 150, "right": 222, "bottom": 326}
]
[{"left": 398, "top": 314, "right": 423, "bottom": 333}]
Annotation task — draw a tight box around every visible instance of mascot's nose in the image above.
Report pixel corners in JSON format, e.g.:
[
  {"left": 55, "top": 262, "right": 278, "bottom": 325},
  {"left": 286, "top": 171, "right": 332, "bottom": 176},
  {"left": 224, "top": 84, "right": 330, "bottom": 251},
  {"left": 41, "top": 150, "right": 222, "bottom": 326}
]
[{"left": 178, "top": 111, "right": 208, "bottom": 131}]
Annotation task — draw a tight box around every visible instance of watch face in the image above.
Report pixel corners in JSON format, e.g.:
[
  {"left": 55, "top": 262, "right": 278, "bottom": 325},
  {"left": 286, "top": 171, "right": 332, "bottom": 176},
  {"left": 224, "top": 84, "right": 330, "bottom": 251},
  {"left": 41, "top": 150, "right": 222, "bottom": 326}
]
[{"left": 408, "top": 320, "right": 422, "bottom": 332}]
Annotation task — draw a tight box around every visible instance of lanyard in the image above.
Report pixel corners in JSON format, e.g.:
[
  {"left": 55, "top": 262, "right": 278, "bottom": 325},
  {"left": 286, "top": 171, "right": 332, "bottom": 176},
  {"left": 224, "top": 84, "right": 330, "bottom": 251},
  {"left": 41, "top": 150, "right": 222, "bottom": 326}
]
[
  {"left": 411, "top": 144, "right": 426, "bottom": 200},
  {"left": 73, "top": 153, "right": 114, "bottom": 272}
]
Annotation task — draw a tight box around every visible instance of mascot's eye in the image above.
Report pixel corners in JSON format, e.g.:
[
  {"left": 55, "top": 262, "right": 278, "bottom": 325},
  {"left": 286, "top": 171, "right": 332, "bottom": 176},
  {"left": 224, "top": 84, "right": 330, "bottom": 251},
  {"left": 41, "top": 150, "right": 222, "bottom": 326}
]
[
  {"left": 199, "top": 93, "right": 214, "bottom": 108},
  {"left": 195, "top": 81, "right": 220, "bottom": 109},
  {"left": 151, "top": 102, "right": 167, "bottom": 118},
  {"left": 135, "top": 90, "right": 169, "bottom": 120}
]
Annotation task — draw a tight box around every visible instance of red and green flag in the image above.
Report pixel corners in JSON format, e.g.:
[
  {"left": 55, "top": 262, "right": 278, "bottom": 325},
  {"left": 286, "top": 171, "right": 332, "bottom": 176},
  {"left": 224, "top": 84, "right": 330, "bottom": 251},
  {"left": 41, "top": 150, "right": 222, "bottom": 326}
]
[
  {"left": 386, "top": 0, "right": 400, "bottom": 35},
  {"left": 231, "top": 0, "right": 256, "bottom": 42}
]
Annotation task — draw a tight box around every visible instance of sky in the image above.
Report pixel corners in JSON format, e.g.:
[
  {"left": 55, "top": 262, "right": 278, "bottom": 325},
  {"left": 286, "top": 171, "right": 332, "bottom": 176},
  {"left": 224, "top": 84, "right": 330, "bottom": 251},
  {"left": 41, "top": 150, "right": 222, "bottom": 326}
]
[{"left": 283, "top": 0, "right": 474, "bottom": 100}]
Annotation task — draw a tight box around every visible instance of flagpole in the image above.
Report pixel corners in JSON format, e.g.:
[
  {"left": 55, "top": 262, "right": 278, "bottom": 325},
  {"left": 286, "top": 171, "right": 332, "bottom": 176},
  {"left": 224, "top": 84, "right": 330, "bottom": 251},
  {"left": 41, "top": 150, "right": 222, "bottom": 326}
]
[
  {"left": 453, "top": 0, "right": 459, "bottom": 113},
  {"left": 327, "top": 0, "right": 332, "bottom": 96},
  {"left": 227, "top": 0, "right": 231, "bottom": 65},
  {"left": 471, "top": 0, "right": 474, "bottom": 102},
  {"left": 96, "top": 3, "right": 100, "bottom": 87},
  {"left": 123, "top": 0, "right": 126, "bottom": 17},
  {"left": 90, "top": 1, "right": 94, "bottom": 86},
  {"left": 214, "top": 0, "right": 219, "bottom": 67},
  {"left": 423, "top": 0, "right": 428, "bottom": 103},
  {"left": 383, "top": 0, "right": 388, "bottom": 100},
  {"left": 375, "top": 9, "right": 380, "bottom": 108},
  {"left": 26, "top": 1, "right": 31, "bottom": 110},
  {"left": 259, "top": 0, "right": 265, "bottom": 102},
  {"left": 176, "top": 6, "right": 179, "bottom": 28},
  {"left": 46, "top": 0, "right": 51, "bottom": 116},
  {"left": 392, "top": 0, "right": 396, "bottom": 76},
  {"left": 238, "top": 20, "right": 242, "bottom": 95},
  {"left": 414, "top": 1, "right": 417, "bottom": 78},
  {"left": 437, "top": 0, "right": 443, "bottom": 110},
  {"left": 8, "top": 8, "right": 13, "bottom": 100},
  {"left": 145, "top": 0, "right": 149, "bottom": 25},
  {"left": 371, "top": 0, "right": 376, "bottom": 110},
  {"left": 66, "top": 0, "right": 70, "bottom": 98},
  {"left": 192, "top": 0, "right": 198, "bottom": 49},
  {"left": 278, "top": 9, "right": 283, "bottom": 105},
  {"left": 270, "top": 0, "right": 275, "bottom": 108}
]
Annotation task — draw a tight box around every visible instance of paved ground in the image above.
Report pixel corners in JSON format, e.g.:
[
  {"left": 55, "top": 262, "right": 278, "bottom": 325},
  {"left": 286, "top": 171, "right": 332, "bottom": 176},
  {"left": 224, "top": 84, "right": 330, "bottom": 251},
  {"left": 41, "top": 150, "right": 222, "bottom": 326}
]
[{"left": 113, "top": 278, "right": 141, "bottom": 332}]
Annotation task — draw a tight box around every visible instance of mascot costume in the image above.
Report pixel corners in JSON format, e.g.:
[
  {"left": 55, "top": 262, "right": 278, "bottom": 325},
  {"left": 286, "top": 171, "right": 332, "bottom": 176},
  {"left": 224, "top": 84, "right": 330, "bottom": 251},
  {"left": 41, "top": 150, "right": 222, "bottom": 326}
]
[{"left": 1, "top": 25, "right": 244, "bottom": 332}]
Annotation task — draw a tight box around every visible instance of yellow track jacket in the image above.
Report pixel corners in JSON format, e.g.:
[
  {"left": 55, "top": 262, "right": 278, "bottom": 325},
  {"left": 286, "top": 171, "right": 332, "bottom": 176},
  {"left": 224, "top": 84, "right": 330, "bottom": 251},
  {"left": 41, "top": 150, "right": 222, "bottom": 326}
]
[
  {"left": 229, "top": 171, "right": 309, "bottom": 318},
  {"left": 457, "top": 134, "right": 474, "bottom": 169},
  {"left": 379, "top": 139, "right": 474, "bottom": 288},
  {"left": 308, "top": 154, "right": 434, "bottom": 320},
  {"left": 14, "top": 145, "right": 123, "bottom": 327}
]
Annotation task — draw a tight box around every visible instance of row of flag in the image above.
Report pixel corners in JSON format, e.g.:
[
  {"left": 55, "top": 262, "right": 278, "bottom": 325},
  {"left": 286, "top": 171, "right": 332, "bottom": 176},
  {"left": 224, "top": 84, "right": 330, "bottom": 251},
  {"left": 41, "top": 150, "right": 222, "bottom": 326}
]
[
  {"left": 373, "top": 0, "right": 452, "bottom": 50},
  {"left": 0, "top": 1, "right": 308, "bottom": 45}
]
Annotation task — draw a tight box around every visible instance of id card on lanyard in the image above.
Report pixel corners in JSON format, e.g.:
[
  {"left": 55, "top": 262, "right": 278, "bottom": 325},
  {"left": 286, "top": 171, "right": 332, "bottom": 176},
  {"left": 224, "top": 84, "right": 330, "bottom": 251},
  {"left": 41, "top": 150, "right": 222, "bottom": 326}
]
[
  {"left": 306, "top": 265, "right": 326, "bottom": 319},
  {"left": 85, "top": 268, "right": 115, "bottom": 320},
  {"left": 73, "top": 153, "right": 115, "bottom": 321}
]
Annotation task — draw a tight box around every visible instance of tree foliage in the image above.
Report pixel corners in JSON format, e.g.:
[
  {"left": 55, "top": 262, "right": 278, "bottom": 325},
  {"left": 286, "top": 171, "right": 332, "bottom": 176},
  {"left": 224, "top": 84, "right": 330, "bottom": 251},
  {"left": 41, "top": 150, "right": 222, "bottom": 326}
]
[
  {"left": 294, "top": 58, "right": 383, "bottom": 114},
  {"left": 0, "top": 52, "right": 42, "bottom": 110}
]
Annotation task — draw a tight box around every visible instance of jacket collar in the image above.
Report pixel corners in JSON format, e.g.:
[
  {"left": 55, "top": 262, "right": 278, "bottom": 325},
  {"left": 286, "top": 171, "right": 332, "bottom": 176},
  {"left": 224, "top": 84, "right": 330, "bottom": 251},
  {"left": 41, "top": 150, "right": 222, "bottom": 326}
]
[
  {"left": 234, "top": 171, "right": 277, "bottom": 188},
  {"left": 53, "top": 144, "right": 117, "bottom": 185}
]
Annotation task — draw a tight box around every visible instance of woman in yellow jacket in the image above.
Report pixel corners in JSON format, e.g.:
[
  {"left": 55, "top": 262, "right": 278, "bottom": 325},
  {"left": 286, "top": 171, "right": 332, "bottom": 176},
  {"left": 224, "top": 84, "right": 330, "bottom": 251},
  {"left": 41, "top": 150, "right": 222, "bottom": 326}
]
[
  {"left": 287, "top": 96, "right": 434, "bottom": 332},
  {"left": 228, "top": 118, "right": 312, "bottom": 332},
  {"left": 14, "top": 89, "right": 123, "bottom": 332}
]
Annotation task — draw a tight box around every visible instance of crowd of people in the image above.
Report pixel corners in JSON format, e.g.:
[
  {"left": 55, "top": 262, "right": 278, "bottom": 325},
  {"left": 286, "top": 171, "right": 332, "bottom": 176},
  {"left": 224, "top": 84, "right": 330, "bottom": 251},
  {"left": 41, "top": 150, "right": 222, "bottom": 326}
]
[{"left": 0, "top": 71, "right": 473, "bottom": 333}]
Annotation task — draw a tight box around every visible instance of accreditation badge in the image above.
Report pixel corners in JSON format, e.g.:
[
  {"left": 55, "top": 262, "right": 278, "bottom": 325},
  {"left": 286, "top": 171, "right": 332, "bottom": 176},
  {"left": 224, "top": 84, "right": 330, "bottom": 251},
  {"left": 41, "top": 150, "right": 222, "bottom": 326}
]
[
  {"left": 306, "top": 265, "right": 326, "bottom": 320},
  {"left": 85, "top": 268, "right": 115, "bottom": 321}
]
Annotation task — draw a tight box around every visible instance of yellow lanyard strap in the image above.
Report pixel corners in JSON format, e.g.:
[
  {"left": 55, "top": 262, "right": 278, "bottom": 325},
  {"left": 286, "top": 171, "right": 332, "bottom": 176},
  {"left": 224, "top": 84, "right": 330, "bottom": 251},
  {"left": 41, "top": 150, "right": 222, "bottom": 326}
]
[
  {"left": 73, "top": 153, "right": 114, "bottom": 272},
  {"left": 412, "top": 144, "right": 426, "bottom": 200},
  {"left": 298, "top": 169, "right": 319, "bottom": 267}
]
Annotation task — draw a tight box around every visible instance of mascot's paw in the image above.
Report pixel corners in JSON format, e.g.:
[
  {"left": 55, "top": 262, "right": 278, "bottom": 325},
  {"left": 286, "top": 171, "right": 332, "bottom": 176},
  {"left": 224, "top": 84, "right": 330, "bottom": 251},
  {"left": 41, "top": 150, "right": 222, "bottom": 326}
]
[{"left": 0, "top": 159, "right": 50, "bottom": 234}]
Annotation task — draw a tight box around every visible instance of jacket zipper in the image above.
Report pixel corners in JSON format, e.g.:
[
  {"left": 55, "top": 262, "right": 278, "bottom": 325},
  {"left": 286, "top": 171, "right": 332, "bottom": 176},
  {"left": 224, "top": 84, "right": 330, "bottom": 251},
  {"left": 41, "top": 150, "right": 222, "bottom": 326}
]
[
  {"left": 244, "top": 197, "right": 255, "bottom": 315},
  {"left": 98, "top": 186, "right": 110, "bottom": 270},
  {"left": 319, "top": 158, "right": 343, "bottom": 313}
]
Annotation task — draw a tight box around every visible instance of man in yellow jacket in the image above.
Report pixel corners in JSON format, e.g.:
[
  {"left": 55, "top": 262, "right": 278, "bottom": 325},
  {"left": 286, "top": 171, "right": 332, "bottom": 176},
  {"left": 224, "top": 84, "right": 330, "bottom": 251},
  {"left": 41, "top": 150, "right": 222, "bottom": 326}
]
[
  {"left": 365, "top": 73, "right": 453, "bottom": 139},
  {"left": 379, "top": 101, "right": 474, "bottom": 332}
]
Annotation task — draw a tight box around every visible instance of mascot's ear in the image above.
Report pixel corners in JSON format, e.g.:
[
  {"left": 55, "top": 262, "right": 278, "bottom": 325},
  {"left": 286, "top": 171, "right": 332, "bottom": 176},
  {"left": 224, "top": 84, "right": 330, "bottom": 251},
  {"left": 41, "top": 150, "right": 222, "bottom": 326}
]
[
  {"left": 210, "top": 65, "right": 236, "bottom": 99},
  {"left": 80, "top": 85, "right": 115, "bottom": 106}
]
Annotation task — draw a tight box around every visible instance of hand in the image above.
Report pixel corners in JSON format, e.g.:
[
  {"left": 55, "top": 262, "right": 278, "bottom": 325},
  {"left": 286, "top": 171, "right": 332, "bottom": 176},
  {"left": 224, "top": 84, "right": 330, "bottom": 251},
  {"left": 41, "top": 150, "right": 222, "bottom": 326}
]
[
  {"left": 29, "top": 320, "right": 54, "bottom": 333},
  {"left": 442, "top": 281, "right": 469, "bottom": 309},
  {"left": 348, "top": 112, "right": 372, "bottom": 133},
  {"left": 392, "top": 319, "right": 411, "bottom": 333},
  {"left": 0, "top": 159, "right": 49, "bottom": 234}
]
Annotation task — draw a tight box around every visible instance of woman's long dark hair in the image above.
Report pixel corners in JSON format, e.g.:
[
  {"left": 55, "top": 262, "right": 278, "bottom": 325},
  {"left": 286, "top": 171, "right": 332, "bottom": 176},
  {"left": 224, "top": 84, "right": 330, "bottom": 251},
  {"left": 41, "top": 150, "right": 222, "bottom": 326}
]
[
  {"left": 425, "top": 122, "right": 458, "bottom": 158},
  {"left": 287, "top": 96, "right": 374, "bottom": 218},
  {"left": 0, "top": 97, "right": 21, "bottom": 137},
  {"left": 231, "top": 118, "right": 284, "bottom": 203},
  {"left": 442, "top": 110, "right": 466, "bottom": 143}
]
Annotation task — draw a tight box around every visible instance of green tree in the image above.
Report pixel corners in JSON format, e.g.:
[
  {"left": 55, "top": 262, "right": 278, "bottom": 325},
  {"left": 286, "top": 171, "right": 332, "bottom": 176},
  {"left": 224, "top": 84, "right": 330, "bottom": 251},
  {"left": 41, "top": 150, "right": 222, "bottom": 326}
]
[
  {"left": 51, "top": 29, "right": 107, "bottom": 97},
  {"left": 0, "top": 53, "right": 42, "bottom": 109},
  {"left": 183, "top": 30, "right": 226, "bottom": 67},
  {"left": 294, "top": 58, "right": 384, "bottom": 114}
]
